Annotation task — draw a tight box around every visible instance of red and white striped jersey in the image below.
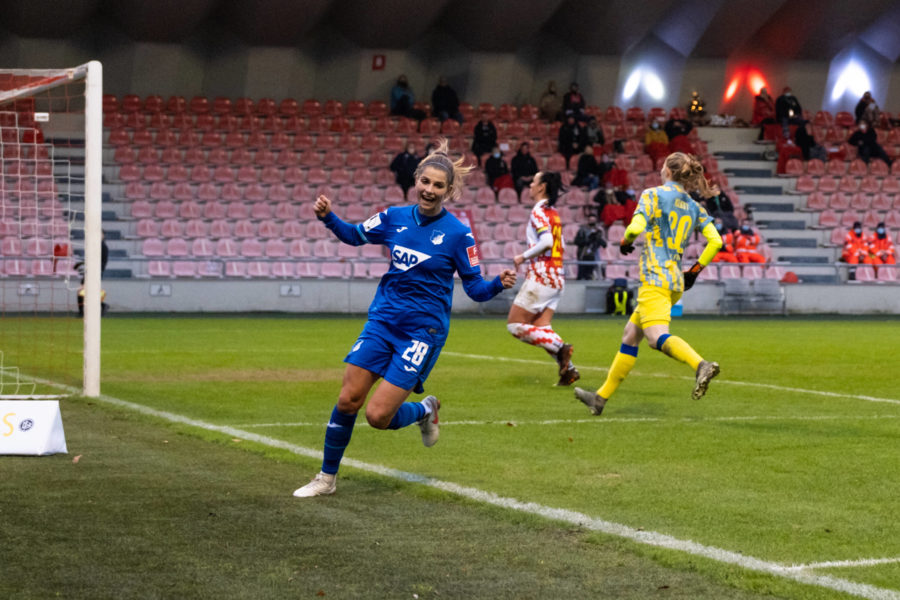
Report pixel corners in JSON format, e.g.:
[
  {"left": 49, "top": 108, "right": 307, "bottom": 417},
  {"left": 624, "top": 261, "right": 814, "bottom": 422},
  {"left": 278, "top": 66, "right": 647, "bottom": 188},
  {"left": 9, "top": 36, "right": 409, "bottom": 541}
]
[{"left": 524, "top": 199, "right": 565, "bottom": 289}]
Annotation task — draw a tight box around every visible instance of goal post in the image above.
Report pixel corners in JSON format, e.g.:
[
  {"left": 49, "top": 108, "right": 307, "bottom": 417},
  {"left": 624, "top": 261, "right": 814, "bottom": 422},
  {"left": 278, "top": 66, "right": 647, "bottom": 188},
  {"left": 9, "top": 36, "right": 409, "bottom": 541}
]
[{"left": 0, "top": 61, "right": 102, "bottom": 398}]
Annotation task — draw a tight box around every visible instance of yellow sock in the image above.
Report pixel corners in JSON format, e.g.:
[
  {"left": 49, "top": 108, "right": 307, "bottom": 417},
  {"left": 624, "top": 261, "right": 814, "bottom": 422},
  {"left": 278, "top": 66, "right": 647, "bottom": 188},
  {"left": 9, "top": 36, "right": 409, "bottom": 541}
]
[
  {"left": 598, "top": 344, "right": 638, "bottom": 399},
  {"left": 660, "top": 335, "right": 702, "bottom": 370}
]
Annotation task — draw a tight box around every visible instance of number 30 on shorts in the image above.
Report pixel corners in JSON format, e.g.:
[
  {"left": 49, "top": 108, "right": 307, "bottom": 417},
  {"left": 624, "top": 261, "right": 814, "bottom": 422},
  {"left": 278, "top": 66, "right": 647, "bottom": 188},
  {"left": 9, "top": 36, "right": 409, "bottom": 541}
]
[{"left": 401, "top": 340, "right": 430, "bottom": 366}]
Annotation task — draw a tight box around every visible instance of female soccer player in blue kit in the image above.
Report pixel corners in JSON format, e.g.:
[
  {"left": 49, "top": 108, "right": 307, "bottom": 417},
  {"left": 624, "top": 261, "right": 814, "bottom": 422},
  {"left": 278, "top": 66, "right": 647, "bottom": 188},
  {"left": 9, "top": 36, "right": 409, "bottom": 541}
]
[
  {"left": 574, "top": 152, "right": 723, "bottom": 416},
  {"left": 294, "top": 140, "right": 517, "bottom": 497}
]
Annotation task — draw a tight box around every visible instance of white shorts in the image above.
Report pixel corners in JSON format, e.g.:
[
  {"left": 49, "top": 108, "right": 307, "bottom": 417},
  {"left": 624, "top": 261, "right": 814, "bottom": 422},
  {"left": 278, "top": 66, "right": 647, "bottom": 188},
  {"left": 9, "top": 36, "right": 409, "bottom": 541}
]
[{"left": 512, "top": 277, "right": 563, "bottom": 314}]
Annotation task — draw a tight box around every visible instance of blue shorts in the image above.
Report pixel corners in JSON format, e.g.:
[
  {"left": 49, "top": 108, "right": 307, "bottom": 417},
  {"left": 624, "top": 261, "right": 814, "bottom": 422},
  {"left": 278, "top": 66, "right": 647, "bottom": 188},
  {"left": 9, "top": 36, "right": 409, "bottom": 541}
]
[{"left": 344, "top": 320, "right": 443, "bottom": 394}]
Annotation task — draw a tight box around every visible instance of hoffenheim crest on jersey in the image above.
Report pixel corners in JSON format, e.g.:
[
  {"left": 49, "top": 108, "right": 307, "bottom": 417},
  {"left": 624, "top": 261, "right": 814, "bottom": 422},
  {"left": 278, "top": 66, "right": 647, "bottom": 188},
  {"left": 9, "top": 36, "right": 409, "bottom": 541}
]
[
  {"left": 391, "top": 244, "right": 432, "bottom": 271},
  {"left": 430, "top": 230, "right": 445, "bottom": 245}
]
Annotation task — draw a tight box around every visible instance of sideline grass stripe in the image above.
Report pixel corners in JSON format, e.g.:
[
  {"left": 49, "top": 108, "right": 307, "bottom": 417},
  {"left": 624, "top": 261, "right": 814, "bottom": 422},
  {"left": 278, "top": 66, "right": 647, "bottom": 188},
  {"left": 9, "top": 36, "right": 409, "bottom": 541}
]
[
  {"left": 234, "top": 414, "right": 900, "bottom": 428},
  {"left": 442, "top": 351, "right": 900, "bottom": 406},
  {"left": 58, "top": 386, "right": 900, "bottom": 600}
]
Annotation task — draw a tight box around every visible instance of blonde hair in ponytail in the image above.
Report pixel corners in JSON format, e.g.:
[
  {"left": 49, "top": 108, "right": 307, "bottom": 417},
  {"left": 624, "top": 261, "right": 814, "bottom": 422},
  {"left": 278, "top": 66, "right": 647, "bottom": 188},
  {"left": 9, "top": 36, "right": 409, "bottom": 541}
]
[
  {"left": 414, "top": 138, "right": 474, "bottom": 202},
  {"left": 663, "top": 152, "right": 719, "bottom": 199}
]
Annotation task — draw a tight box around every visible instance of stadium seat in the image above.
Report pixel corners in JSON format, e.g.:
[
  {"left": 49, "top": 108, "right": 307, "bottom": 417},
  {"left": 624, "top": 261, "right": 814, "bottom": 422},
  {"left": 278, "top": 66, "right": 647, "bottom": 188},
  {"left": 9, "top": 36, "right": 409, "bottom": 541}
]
[
  {"left": 817, "top": 176, "right": 839, "bottom": 194},
  {"left": 828, "top": 192, "right": 850, "bottom": 210},
  {"left": 160, "top": 219, "right": 184, "bottom": 238},
  {"left": 852, "top": 265, "right": 875, "bottom": 282},
  {"left": 877, "top": 266, "right": 898, "bottom": 282},
  {"left": 839, "top": 210, "right": 862, "bottom": 228},
  {"left": 859, "top": 176, "right": 881, "bottom": 195},
  {"left": 244, "top": 183, "right": 267, "bottom": 203},
  {"left": 184, "top": 219, "right": 208, "bottom": 238},
  {"left": 209, "top": 220, "right": 232, "bottom": 239},
  {"left": 142, "top": 238, "right": 166, "bottom": 257},
  {"left": 803, "top": 192, "right": 827, "bottom": 211}
]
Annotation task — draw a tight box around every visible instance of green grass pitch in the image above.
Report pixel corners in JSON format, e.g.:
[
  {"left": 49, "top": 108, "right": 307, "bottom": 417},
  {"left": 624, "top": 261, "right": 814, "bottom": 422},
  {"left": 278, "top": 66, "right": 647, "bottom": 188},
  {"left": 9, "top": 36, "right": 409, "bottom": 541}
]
[{"left": 1, "top": 315, "right": 898, "bottom": 599}]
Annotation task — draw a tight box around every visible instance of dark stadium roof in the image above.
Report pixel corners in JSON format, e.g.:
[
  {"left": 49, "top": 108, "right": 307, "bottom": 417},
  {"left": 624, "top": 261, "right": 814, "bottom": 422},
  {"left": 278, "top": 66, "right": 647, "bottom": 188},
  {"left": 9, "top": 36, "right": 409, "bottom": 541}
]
[{"left": 3, "top": 0, "right": 900, "bottom": 61}]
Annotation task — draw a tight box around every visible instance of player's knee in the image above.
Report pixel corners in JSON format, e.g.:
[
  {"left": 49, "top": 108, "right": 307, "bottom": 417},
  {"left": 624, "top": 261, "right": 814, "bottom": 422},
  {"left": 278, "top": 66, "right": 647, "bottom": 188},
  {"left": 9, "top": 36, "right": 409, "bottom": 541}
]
[{"left": 364, "top": 408, "right": 391, "bottom": 430}]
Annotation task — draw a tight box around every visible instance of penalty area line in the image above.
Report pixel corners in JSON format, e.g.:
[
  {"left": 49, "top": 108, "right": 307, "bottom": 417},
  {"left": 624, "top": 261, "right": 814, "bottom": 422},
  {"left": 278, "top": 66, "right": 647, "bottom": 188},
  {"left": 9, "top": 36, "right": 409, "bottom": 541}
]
[
  {"left": 442, "top": 351, "right": 900, "bottom": 406},
  {"left": 54, "top": 385, "right": 900, "bottom": 600}
]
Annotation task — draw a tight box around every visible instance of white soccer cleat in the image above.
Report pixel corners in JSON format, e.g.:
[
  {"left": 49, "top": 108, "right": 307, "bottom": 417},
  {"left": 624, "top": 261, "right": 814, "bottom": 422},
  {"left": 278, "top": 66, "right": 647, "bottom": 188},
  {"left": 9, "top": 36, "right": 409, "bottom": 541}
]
[
  {"left": 292, "top": 471, "right": 336, "bottom": 497},
  {"left": 418, "top": 395, "right": 440, "bottom": 447}
]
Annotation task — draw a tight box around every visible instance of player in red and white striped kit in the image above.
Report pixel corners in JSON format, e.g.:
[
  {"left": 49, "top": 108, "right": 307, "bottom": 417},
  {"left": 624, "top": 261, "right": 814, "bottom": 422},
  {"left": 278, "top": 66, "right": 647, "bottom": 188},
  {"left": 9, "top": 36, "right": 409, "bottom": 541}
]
[{"left": 506, "top": 171, "right": 580, "bottom": 386}]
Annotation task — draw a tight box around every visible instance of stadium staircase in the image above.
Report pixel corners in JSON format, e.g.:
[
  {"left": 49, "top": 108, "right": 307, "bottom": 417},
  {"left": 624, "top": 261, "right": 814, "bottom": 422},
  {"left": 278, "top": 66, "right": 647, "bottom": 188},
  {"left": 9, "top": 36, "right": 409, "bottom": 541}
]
[{"left": 704, "top": 127, "right": 841, "bottom": 283}]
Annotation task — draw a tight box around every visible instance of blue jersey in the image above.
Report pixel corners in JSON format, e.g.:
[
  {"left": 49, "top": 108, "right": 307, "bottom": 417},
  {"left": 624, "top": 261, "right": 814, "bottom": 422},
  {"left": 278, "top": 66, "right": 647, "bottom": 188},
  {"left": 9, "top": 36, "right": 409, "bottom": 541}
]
[{"left": 321, "top": 205, "right": 503, "bottom": 343}]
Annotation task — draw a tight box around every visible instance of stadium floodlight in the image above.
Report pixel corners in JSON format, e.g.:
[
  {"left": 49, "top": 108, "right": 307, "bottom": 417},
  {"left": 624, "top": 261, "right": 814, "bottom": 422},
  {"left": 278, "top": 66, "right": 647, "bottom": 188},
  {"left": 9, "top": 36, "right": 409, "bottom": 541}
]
[
  {"left": 0, "top": 62, "right": 102, "bottom": 398},
  {"left": 830, "top": 60, "right": 872, "bottom": 101}
]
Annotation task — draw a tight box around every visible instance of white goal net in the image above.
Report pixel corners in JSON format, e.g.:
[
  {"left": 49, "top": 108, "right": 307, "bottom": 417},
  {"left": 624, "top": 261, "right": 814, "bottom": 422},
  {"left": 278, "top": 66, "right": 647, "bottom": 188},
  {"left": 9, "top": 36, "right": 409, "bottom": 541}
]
[{"left": 0, "top": 62, "right": 102, "bottom": 398}]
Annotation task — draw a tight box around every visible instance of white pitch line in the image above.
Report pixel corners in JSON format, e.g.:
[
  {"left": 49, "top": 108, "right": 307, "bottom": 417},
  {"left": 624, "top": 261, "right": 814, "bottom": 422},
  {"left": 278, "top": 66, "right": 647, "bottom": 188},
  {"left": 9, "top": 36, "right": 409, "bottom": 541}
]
[
  {"left": 50, "top": 385, "right": 899, "bottom": 600},
  {"left": 787, "top": 557, "right": 900, "bottom": 571},
  {"left": 234, "top": 414, "right": 900, "bottom": 429},
  {"left": 442, "top": 351, "right": 900, "bottom": 406}
]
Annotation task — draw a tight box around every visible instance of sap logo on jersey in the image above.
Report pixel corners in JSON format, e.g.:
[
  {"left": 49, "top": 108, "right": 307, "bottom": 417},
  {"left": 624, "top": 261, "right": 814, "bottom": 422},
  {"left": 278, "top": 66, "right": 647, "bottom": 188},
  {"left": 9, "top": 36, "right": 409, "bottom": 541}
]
[{"left": 391, "top": 245, "right": 431, "bottom": 271}]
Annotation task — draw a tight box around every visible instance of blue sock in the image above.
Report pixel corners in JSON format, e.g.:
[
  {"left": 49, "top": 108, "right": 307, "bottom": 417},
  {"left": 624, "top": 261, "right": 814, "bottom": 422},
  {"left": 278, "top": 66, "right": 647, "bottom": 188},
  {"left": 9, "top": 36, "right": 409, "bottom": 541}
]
[
  {"left": 387, "top": 401, "right": 426, "bottom": 430},
  {"left": 321, "top": 406, "right": 357, "bottom": 475}
]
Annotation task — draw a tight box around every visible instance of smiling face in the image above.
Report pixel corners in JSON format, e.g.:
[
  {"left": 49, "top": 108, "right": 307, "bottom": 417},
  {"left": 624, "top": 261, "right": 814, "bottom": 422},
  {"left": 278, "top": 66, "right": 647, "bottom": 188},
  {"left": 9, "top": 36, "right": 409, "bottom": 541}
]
[{"left": 415, "top": 165, "right": 451, "bottom": 216}]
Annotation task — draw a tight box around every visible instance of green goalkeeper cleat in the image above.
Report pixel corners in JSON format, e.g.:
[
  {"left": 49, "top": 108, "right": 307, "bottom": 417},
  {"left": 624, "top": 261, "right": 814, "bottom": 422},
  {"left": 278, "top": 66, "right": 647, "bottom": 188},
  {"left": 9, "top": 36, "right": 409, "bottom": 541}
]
[{"left": 692, "top": 360, "right": 720, "bottom": 400}]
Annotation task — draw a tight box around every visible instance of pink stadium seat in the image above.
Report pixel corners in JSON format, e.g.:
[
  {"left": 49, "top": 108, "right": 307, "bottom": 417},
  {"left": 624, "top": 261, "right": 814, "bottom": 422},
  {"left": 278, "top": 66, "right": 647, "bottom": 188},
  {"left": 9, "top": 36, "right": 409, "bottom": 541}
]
[
  {"left": 817, "top": 176, "right": 839, "bottom": 194},
  {"left": 877, "top": 266, "right": 898, "bottom": 282},
  {"left": 130, "top": 200, "right": 153, "bottom": 219},
  {"left": 274, "top": 201, "right": 296, "bottom": 220},
  {"left": 166, "top": 237, "right": 190, "bottom": 257},
  {"left": 828, "top": 192, "right": 850, "bottom": 210},
  {"left": 880, "top": 177, "right": 900, "bottom": 196},
  {"left": 209, "top": 220, "right": 232, "bottom": 239},
  {"left": 257, "top": 220, "right": 281, "bottom": 238},
  {"left": 871, "top": 193, "right": 893, "bottom": 211},
  {"left": 184, "top": 219, "right": 208, "bottom": 238},
  {"left": 848, "top": 159, "right": 868, "bottom": 177},
  {"left": 859, "top": 176, "right": 881, "bottom": 195},
  {"left": 853, "top": 265, "right": 875, "bottom": 282},
  {"left": 839, "top": 210, "right": 862, "bottom": 228},
  {"left": 868, "top": 159, "right": 889, "bottom": 177},
  {"left": 838, "top": 176, "right": 858, "bottom": 194},
  {"left": 215, "top": 238, "right": 239, "bottom": 258},
  {"left": 142, "top": 238, "right": 166, "bottom": 257},
  {"left": 136, "top": 219, "right": 160, "bottom": 238},
  {"left": 160, "top": 219, "right": 184, "bottom": 238},
  {"left": 804, "top": 192, "right": 827, "bottom": 211},
  {"left": 849, "top": 193, "right": 871, "bottom": 211}
]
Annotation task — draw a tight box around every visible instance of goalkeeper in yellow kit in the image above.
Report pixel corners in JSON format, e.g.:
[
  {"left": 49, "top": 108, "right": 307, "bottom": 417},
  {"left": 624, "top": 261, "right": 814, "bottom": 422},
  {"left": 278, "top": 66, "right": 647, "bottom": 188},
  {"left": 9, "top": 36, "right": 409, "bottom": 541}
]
[{"left": 575, "top": 152, "right": 723, "bottom": 415}]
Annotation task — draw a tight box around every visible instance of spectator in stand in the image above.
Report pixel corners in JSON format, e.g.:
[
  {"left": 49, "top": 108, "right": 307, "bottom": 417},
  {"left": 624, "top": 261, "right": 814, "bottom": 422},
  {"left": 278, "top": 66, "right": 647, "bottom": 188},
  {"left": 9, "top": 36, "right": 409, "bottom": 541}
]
[
  {"left": 484, "top": 145, "right": 513, "bottom": 191},
  {"left": 511, "top": 142, "right": 539, "bottom": 194},
  {"left": 595, "top": 152, "right": 615, "bottom": 184},
  {"left": 848, "top": 120, "right": 892, "bottom": 167},
  {"left": 868, "top": 222, "right": 896, "bottom": 266},
  {"left": 600, "top": 188, "right": 637, "bottom": 228},
  {"left": 700, "top": 190, "right": 738, "bottom": 233},
  {"left": 585, "top": 116, "right": 605, "bottom": 148},
  {"left": 389, "top": 74, "right": 426, "bottom": 121},
  {"left": 389, "top": 142, "right": 420, "bottom": 195},
  {"left": 644, "top": 118, "right": 670, "bottom": 164},
  {"left": 711, "top": 218, "right": 738, "bottom": 263},
  {"left": 841, "top": 221, "right": 874, "bottom": 265},
  {"left": 574, "top": 213, "right": 607, "bottom": 280},
  {"left": 687, "top": 91, "right": 709, "bottom": 125},
  {"left": 539, "top": 81, "right": 562, "bottom": 123},
  {"left": 430, "top": 77, "right": 463, "bottom": 124},
  {"left": 854, "top": 91, "right": 881, "bottom": 128},
  {"left": 471, "top": 113, "right": 498, "bottom": 165},
  {"left": 562, "top": 82, "right": 587, "bottom": 121},
  {"left": 558, "top": 114, "right": 587, "bottom": 169},
  {"left": 665, "top": 116, "right": 694, "bottom": 155},
  {"left": 775, "top": 87, "right": 803, "bottom": 140},
  {"left": 794, "top": 120, "right": 827, "bottom": 161},
  {"left": 572, "top": 146, "right": 601, "bottom": 190},
  {"left": 752, "top": 87, "right": 776, "bottom": 141},
  {"left": 734, "top": 220, "right": 766, "bottom": 264}
]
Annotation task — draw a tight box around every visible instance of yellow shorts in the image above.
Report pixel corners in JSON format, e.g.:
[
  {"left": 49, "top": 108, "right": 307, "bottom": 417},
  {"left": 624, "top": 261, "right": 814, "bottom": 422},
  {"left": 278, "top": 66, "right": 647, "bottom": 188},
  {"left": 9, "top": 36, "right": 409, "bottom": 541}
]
[{"left": 628, "top": 285, "right": 682, "bottom": 329}]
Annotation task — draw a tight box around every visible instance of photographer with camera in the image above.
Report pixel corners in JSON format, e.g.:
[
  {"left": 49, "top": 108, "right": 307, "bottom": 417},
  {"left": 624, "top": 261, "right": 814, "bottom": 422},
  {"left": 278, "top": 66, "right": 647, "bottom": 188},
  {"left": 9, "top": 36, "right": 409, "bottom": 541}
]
[{"left": 574, "top": 213, "right": 607, "bottom": 280}]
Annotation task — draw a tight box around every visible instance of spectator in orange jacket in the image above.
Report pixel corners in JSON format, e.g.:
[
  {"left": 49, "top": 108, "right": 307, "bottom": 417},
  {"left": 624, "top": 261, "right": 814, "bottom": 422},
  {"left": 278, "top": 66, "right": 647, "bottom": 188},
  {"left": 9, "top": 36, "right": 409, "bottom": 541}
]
[
  {"left": 868, "top": 222, "right": 896, "bottom": 265},
  {"left": 711, "top": 218, "right": 738, "bottom": 262},
  {"left": 734, "top": 220, "right": 766, "bottom": 263},
  {"left": 841, "top": 221, "right": 875, "bottom": 264}
]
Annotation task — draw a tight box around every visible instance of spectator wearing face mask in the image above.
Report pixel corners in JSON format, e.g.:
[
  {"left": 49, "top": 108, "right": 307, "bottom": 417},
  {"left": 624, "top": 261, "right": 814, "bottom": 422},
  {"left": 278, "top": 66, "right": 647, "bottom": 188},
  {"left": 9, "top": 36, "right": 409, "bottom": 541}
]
[
  {"left": 868, "top": 222, "right": 896, "bottom": 266},
  {"left": 644, "top": 119, "right": 670, "bottom": 164},
  {"left": 484, "top": 145, "right": 513, "bottom": 191},
  {"left": 734, "top": 220, "right": 766, "bottom": 263},
  {"left": 711, "top": 219, "right": 738, "bottom": 263},
  {"left": 847, "top": 120, "right": 892, "bottom": 167},
  {"left": 841, "top": 221, "right": 875, "bottom": 265}
]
